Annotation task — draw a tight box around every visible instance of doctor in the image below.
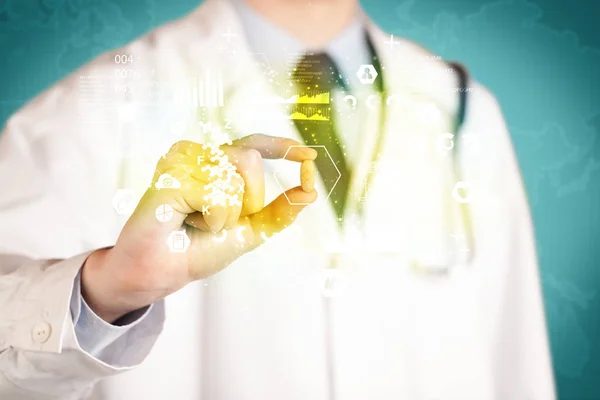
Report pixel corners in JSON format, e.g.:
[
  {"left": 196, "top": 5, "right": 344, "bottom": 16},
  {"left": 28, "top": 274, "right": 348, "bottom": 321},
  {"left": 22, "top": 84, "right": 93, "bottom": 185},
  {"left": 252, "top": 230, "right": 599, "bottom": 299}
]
[{"left": 0, "top": 0, "right": 555, "bottom": 399}]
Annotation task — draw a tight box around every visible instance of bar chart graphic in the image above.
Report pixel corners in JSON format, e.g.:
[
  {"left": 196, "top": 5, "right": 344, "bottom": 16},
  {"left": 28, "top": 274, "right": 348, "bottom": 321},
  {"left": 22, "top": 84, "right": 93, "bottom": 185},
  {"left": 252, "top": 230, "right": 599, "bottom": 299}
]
[{"left": 176, "top": 70, "right": 224, "bottom": 108}]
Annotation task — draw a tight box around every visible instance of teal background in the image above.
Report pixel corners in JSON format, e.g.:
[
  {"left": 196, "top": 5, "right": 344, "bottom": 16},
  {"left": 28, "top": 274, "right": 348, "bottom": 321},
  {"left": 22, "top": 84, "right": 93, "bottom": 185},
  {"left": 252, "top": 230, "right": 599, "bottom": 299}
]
[{"left": 0, "top": 0, "right": 598, "bottom": 398}]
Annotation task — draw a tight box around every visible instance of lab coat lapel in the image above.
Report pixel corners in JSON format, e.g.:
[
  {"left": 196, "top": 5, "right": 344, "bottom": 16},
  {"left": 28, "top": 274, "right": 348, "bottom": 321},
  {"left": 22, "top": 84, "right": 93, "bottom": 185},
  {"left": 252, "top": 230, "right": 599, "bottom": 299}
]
[
  {"left": 363, "top": 23, "right": 470, "bottom": 270},
  {"left": 343, "top": 87, "right": 383, "bottom": 223}
]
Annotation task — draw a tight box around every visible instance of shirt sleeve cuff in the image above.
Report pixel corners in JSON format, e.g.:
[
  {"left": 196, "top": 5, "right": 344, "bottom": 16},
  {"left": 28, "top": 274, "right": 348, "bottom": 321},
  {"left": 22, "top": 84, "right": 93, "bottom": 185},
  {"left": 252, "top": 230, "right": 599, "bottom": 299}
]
[
  {"left": 70, "top": 270, "right": 161, "bottom": 366},
  {"left": 1, "top": 252, "right": 165, "bottom": 398}
]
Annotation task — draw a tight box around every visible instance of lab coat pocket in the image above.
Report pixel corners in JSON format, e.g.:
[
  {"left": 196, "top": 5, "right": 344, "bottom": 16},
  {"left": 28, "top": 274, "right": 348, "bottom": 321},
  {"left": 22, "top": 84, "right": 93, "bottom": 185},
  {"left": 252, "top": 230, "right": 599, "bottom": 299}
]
[{"left": 363, "top": 131, "right": 470, "bottom": 275}]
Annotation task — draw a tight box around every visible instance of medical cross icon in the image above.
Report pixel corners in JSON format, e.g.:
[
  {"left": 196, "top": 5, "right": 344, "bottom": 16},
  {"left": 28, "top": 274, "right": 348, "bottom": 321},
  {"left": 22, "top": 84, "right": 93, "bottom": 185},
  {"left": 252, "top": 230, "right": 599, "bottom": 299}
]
[
  {"left": 222, "top": 27, "right": 237, "bottom": 42},
  {"left": 384, "top": 34, "right": 398, "bottom": 50}
]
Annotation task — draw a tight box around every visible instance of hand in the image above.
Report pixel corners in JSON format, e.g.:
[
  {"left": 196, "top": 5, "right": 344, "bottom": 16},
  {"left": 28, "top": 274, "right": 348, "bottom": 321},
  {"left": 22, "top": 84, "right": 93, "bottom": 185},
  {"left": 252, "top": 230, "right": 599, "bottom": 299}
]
[{"left": 81, "top": 134, "right": 317, "bottom": 322}]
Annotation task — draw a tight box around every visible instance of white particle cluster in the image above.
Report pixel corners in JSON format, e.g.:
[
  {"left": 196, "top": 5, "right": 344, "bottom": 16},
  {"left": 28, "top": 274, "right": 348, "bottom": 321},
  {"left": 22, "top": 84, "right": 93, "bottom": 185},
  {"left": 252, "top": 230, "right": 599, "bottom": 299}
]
[{"left": 199, "top": 122, "right": 243, "bottom": 208}]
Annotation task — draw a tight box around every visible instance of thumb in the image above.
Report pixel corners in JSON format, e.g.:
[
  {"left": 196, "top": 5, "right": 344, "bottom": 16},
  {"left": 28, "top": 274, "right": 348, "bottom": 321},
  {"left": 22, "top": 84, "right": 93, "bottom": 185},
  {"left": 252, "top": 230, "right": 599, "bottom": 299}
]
[{"left": 249, "top": 186, "right": 317, "bottom": 239}]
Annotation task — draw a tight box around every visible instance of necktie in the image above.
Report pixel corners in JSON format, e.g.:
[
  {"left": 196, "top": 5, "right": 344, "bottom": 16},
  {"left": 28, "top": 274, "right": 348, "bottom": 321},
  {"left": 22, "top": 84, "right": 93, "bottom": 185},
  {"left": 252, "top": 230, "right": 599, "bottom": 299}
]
[{"left": 291, "top": 53, "right": 350, "bottom": 224}]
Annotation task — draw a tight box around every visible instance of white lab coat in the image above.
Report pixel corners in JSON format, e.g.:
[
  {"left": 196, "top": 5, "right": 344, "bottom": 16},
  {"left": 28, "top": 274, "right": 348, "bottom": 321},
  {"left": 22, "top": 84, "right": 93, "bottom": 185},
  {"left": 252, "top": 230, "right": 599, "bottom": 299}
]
[{"left": 0, "top": 0, "right": 555, "bottom": 399}]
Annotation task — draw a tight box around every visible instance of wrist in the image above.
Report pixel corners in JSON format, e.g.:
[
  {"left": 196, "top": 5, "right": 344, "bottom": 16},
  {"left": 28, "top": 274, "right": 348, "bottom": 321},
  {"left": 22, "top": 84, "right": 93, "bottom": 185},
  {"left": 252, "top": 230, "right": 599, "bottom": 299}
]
[{"left": 81, "top": 248, "right": 146, "bottom": 323}]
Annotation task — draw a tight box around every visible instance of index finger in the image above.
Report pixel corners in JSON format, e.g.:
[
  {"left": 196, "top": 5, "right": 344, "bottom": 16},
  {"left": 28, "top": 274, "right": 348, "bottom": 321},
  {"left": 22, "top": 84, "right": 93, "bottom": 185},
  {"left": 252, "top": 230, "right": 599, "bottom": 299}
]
[{"left": 231, "top": 134, "right": 318, "bottom": 162}]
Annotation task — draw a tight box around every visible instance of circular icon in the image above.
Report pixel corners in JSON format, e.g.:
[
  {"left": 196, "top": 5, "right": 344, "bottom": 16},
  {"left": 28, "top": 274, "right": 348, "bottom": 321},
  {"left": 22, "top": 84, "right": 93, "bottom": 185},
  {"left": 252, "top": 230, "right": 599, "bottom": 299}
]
[
  {"left": 213, "top": 229, "right": 228, "bottom": 243},
  {"left": 436, "top": 133, "right": 455, "bottom": 155},
  {"left": 343, "top": 95, "right": 357, "bottom": 108},
  {"left": 155, "top": 204, "right": 174, "bottom": 222}
]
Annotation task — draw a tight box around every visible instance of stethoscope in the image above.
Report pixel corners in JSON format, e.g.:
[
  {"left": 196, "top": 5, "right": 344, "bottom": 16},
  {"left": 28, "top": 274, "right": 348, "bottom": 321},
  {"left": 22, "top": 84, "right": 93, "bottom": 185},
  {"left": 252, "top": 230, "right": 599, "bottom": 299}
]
[
  {"left": 320, "top": 36, "right": 474, "bottom": 400},
  {"left": 327, "top": 35, "right": 473, "bottom": 268}
]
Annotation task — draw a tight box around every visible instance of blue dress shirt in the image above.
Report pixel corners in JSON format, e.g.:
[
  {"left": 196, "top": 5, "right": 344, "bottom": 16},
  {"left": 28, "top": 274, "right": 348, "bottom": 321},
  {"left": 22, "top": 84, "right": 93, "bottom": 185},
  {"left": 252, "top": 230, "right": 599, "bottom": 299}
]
[
  {"left": 229, "top": 0, "right": 377, "bottom": 163},
  {"left": 229, "top": 0, "right": 372, "bottom": 89},
  {"left": 71, "top": 269, "right": 156, "bottom": 361}
]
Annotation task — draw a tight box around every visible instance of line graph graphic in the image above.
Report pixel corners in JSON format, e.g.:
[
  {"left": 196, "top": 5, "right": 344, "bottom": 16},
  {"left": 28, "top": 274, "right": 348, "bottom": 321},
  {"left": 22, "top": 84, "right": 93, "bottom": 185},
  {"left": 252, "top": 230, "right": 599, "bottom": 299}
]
[
  {"left": 287, "top": 105, "right": 330, "bottom": 121},
  {"left": 274, "top": 86, "right": 330, "bottom": 104}
]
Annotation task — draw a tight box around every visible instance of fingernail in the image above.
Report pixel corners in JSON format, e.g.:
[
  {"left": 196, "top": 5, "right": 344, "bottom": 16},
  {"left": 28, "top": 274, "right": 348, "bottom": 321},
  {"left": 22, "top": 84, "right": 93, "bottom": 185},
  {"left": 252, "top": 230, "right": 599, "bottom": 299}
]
[
  {"left": 304, "top": 148, "right": 318, "bottom": 160},
  {"left": 288, "top": 189, "right": 317, "bottom": 204}
]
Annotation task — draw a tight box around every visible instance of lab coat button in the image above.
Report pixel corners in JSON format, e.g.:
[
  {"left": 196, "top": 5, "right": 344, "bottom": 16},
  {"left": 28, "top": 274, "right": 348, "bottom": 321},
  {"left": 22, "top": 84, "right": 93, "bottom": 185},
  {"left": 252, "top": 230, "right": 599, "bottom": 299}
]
[{"left": 31, "top": 322, "right": 52, "bottom": 344}]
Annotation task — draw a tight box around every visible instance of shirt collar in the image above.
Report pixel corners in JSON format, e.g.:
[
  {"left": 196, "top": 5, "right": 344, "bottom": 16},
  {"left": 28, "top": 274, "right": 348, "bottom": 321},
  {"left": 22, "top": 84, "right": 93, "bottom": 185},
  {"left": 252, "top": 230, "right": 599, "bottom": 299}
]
[{"left": 229, "top": 0, "right": 372, "bottom": 91}]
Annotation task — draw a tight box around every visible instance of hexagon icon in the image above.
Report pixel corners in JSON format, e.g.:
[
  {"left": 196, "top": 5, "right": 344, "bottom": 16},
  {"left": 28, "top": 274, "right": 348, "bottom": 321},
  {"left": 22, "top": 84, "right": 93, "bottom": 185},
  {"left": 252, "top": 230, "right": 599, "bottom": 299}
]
[
  {"left": 356, "top": 64, "right": 378, "bottom": 84},
  {"left": 273, "top": 145, "right": 341, "bottom": 205},
  {"left": 167, "top": 230, "right": 191, "bottom": 253}
]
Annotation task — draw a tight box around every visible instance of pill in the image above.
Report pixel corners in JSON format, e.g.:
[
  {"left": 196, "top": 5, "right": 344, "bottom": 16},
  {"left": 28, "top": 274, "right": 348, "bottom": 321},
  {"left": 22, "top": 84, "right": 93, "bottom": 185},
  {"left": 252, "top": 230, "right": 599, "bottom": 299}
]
[{"left": 300, "top": 160, "right": 316, "bottom": 192}]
